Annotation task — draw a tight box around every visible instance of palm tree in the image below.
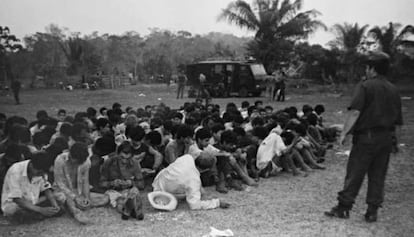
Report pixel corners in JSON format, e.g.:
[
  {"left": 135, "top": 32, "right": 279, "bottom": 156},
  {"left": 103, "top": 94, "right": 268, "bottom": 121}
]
[
  {"left": 218, "top": 0, "right": 325, "bottom": 71},
  {"left": 369, "top": 23, "right": 414, "bottom": 56},
  {"left": 330, "top": 23, "right": 369, "bottom": 52},
  {"left": 368, "top": 22, "right": 403, "bottom": 58},
  {"left": 329, "top": 23, "right": 369, "bottom": 82}
]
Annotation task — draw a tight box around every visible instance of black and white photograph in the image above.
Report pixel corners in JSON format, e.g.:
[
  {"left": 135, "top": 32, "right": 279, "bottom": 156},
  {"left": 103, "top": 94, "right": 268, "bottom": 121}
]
[{"left": 0, "top": 0, "right": 413, "bottom": 236}]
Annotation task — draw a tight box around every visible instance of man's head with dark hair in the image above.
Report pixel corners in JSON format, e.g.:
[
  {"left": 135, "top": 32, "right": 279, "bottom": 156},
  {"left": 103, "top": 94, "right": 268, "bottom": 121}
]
[
  {"left": 86, "top": 107, "right": 97, "bottom": 119},
  {"left": 93, "top": 135, "right": 116, "bottom": 156},
  {"left": 247, "top": 106, "right": 259, "bottom": 117},
  {"left": 126, "top": 125, "right": 146, "bottom": 142},
  {"left": 96, "top": 118, "right": 110, "bottom": 131},
  {"left": 306, "top": 113, "right": 318, "bottom": 126},
  {"left": 33, "top": 132, "right": 50, "bottom": 148},
  {"left": 145, "top": 131, "right": 162, "bottom": 146},
  {"left": 150, "top": 117, "right": 163, "bottom": 130},
  {"left": 285, "top": 106, "right": 298, "bottom": 119},
  {"left": 117, "top": 141, "right": 133, "bottom": 155},
  {"left": 71, "top": 122, "right": 89, "bottom": 141},
  {"left": 57, "top": 109, "right": 66, "bottom": 121},
  {"left": 112, "top": 102, "right": 122, "bottom": 110},
  {"left": 294, "top": 122, "right": 307, "bottom": 137},
  {"left": 99, "top": 107, "right": 107, "bottom": 116},
  {"left": 74, "top": 112, "right": 88, "bottom": 123},
  {"left": 314, "top": 104, "right": 325, "bottom": 115},
  {"left": 125, "top": 106, "right": 133, "bottom": 114},
  {"left": 252, "top": 117, "right": 265, "bottom": 128},
  {"left": 241, "top": 101, "right": 250, "bottom": 109},
  {"left": 252, "top": 126, "right": 269, "bottom": 141},
  {"left": 220, "top": 130, "right": 238, "bottom": 152},
  {"left": 45, "top": 137, "right": 69, "bottom": 160},
  {"left": 31, "top": 151, "right": 54, "bottom": 173},
  {"left": 195, "top": 128, "right": 211, "bottom": 149},
  {"left": 59, "top": 122, "right": 73, "bottom": 137},
  {"left": 176, "top": 124, "right": 194, "bottom": 141},
  {"left": 281, "top": 130, "right": 296, "bottom": 145},
  {"left": 254, "top": 100, "right": 263, "bottom": 108},
  {"left": 36, "top": 110, "right": 48, "bottom": 120},
  {"left": 221, "top": 130, "right": 238, "bottom": 145},
  {"left": 211, "top": 123, "right": 225, "bottom": 143},
  {"left": 302, "top": 104, "right": 313, "bottom": 116},
  {"left": 69, "top": 142, "right": 89, "bottom": 165}
]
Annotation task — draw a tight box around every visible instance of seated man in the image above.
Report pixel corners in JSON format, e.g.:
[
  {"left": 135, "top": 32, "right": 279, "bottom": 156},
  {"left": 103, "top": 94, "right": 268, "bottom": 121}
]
[
  {"left": 54, "top": 142, "right": 109, "bottom": 224},
  {"left": 217, "top": 131, "right": 258, "bottom": 188},
  {"left": 126, "top": 126, "right": 163, "bottom": 175},
  {"left": 152, "top": 153, "right": 230, "bottom": 210},
  {"left": 1, "top": 152, "right": 65, "bottom": 223},
  {"left": 164, "top": 124, "right": 194, "bottom": 165},
  {"left": 100, "top": 141, "right": 145, "bottom": 220}
]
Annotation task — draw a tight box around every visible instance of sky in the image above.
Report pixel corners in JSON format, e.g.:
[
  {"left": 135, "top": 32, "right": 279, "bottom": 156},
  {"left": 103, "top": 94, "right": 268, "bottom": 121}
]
[{"left": 1, "top": 0, "right": 413, "bottom": 46}]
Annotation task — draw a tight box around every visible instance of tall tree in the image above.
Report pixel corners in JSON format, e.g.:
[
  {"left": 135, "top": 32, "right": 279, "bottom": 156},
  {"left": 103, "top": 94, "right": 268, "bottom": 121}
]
[
  {"left": 59, "top": 37, "right": 83, "bottom": 75},
  {"left": 329, "top": 22, "right": 369, "bottom": 82},
  {"left": 219, "top": 0, "right": 325, "bottom": 71},
  {"left": 369, "top": 23, "right": 414, "bottom": 58}
]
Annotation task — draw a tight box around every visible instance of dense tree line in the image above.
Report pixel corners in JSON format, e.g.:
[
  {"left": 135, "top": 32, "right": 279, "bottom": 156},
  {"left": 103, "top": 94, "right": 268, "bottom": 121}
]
[{"left": 1, "top": 24, "right": 250, "bottom": 87}]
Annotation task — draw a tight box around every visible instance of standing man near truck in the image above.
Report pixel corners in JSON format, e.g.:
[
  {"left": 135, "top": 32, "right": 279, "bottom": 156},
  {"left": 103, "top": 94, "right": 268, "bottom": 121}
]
[{"left": 176, "top": 70, "right": 187, "bottom": 99}]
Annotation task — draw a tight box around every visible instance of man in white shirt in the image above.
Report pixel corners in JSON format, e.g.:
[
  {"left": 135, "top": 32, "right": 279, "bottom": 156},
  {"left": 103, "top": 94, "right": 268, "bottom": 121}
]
[
  {"left": 1, "top": 152, "right": 65, "bottom": 222},
  {"left": 152, "top": 153, "right": 230, "bottom": 210}
]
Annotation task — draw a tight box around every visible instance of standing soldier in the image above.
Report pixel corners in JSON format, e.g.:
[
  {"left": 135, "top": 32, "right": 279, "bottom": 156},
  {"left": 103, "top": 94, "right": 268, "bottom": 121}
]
[
  {"left": 176, "top": 70, "right": 187, "bottom": 99},
  {"left": 11, "top": 79, "right": 21, "bottom": 105},
  {"left": 325, "top": 51, "right": 403, "bottom": 222}
]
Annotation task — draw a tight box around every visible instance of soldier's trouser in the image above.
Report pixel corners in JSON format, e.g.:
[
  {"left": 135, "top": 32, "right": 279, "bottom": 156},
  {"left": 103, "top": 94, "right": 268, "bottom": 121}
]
[{"left": 337, "top": 130, "right": 392, "bottom": 209}]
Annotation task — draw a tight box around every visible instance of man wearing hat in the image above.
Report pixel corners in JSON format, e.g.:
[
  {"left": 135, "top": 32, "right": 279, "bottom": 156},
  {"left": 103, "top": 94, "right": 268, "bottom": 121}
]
[
  {"left": 152, "top": 153, "right": 230, "bottom": 210},
  {"left": 325, "top": 51, "right": 403, "bottom": 222}
]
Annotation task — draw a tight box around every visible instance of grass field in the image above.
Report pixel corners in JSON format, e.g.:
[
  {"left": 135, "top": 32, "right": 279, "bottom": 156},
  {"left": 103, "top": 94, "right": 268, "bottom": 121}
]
[{"left": 0, "top": 84, "right": 413, "bottom": 237}]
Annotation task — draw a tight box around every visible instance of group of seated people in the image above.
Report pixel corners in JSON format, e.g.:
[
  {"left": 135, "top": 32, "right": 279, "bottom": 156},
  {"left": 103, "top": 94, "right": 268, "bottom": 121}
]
[{"left": 0, "top": 98, "right": 339, "bottom": 224}]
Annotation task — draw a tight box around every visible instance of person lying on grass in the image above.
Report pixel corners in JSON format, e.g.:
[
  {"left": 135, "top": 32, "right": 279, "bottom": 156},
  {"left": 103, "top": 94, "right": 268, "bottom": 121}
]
[
  {"left": 1, "top": 152, "right": 65, "bottom": 223},
  {"left": 54, "top": 142, "right": 109, "bottom": 224},
  {"left": 152, "top": 152, "right": 230, "bottom": 210},
  {"left": 99, "top": 141, "right": 145, "bottom": 220}
]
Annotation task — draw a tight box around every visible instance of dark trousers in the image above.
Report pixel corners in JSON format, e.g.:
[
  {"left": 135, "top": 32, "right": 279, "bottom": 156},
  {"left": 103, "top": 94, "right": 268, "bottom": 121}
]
[
  {"left": 337, "top": 130, "right": 392, "bottom": 209},
  {"left": 12, "top": 89, "right": 20, "bottom": 104},
  {"left": 176, "top": 85, "right": 185, "bottom": 99}
]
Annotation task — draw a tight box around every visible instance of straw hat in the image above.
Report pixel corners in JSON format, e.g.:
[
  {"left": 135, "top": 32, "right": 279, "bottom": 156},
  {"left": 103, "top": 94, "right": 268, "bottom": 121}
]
[{"left": 147, "top": 191, "right": 178, "bottom": 211}]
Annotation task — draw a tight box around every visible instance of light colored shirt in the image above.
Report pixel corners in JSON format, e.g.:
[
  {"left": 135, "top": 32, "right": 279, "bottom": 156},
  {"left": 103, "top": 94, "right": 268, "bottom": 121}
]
[
  {"left": 256, "top": 132, "right": 286, "bottom": 170},
  {"left": 1, "top": 160, "right": 51, "bottom": 215},
  {"left": 152, "top": 154, "right": 220, "bottom": 210},
  {"left": 54, "top": 152, "right": 91, "bottom": 199}
]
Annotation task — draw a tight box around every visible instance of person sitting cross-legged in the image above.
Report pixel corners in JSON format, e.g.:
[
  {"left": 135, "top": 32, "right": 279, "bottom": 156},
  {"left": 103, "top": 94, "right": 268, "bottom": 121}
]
[
  {"left": 152, "top": 152, "right": 230, "bottom": 210},
  {"left": 1, "top": 152, "right": 65, "bottom": 223},
  {"left": 54, "top": 142, "right": 109, "bottom": 224},
  {"left": 99, "top": 141, "right": 145, "bottom": 220}
]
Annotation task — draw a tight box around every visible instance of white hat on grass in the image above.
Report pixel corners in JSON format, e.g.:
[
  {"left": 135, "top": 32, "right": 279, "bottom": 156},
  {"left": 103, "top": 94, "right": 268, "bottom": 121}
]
[{"left": 148, "top": 191, "right": 178, "bottom": 211}]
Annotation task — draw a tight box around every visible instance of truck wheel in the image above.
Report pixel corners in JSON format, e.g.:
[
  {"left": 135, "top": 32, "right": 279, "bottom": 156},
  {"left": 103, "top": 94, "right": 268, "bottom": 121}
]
[{"left": 239, "top": 87, "right": 248, "bottom": 97}]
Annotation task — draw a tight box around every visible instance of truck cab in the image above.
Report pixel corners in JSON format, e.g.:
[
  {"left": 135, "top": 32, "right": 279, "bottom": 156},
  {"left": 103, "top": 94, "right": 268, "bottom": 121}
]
[{"left": 186, "top": 60, "right": 269, "bottom": 97}]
